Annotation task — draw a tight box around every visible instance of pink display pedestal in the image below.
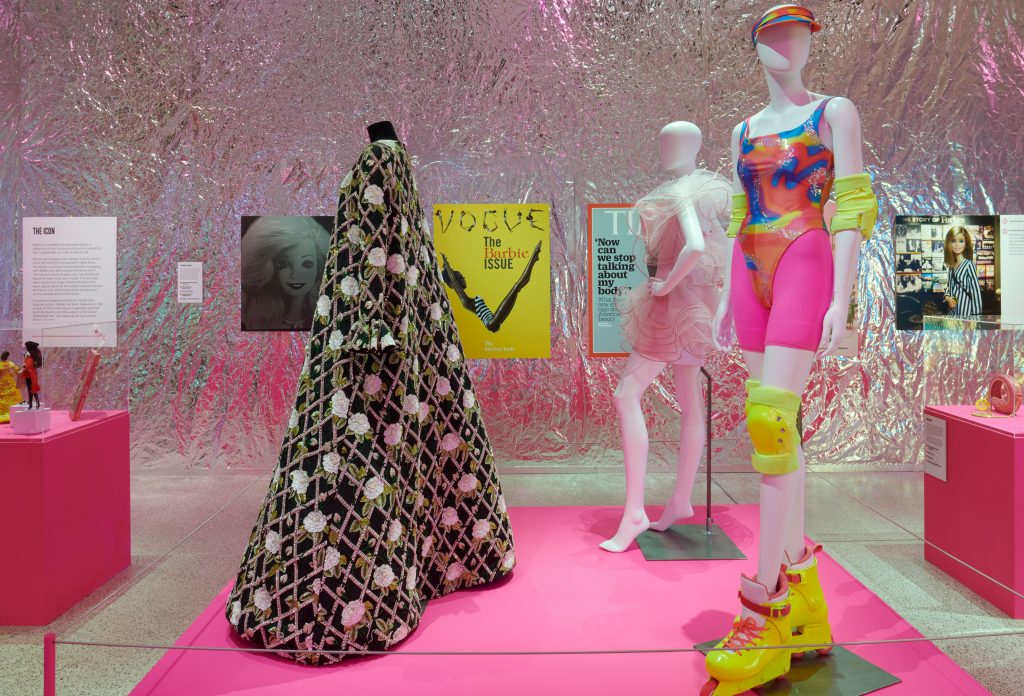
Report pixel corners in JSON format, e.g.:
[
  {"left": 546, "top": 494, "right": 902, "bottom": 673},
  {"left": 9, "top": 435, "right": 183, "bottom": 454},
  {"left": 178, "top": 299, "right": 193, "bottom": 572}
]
[
  {"left": 0, "top": 410, "right": 131, "bottom": 626},
  {"left": 924, "top": 404, "right": 1024, "bottom": 618}
]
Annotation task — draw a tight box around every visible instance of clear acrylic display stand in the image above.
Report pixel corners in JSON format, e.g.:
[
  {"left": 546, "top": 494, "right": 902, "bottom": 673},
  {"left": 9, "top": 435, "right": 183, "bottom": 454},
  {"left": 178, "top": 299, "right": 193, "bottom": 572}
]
[{"left": 635, "top": 368, "right": 746, "bottom": 561}]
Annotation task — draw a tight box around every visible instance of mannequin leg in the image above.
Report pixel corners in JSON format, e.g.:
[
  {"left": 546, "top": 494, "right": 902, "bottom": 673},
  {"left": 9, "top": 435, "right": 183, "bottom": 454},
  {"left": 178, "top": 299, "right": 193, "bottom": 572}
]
[
  {"left": 753, "top": 345, "right": 814, "bottom": 592},
  {"left": 600, "top": 353, "right": 667, "bottom": 552},
  {"left": 650, "top": 363, "right": 703, "bottom": 531}
]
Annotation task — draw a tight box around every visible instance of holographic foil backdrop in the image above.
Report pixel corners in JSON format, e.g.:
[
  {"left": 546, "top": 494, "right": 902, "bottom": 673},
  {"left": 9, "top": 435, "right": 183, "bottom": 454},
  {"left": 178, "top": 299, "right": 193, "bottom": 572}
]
[{"left": 1, "top": 1, "right": 1021, "bottom": 470}]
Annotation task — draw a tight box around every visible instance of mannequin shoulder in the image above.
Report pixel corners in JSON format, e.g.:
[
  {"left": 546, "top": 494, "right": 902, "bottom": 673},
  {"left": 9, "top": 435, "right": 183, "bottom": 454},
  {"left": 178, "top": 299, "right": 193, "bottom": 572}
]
[{"left": 823, "top": 97, "right": 861, "bottom": 129}]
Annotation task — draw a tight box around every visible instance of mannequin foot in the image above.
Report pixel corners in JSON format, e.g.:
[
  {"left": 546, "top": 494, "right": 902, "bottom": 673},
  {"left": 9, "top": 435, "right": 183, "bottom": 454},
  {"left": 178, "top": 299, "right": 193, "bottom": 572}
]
[
  {"left": 650, "top": 497, "right": 695, "bottom": 531},
  {"left": 599, "top": 510, "right": 650, "bottom": 552}
]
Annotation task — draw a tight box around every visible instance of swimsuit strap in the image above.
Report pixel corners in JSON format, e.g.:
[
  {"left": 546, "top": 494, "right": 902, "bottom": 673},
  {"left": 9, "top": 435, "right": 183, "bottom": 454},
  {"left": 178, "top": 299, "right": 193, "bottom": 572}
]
[
  {"left": 739, "top": 118, "right": 749, "bottom": 142},
  {"left": 810, "top": 96, "right": 834, "bottom": 131}
]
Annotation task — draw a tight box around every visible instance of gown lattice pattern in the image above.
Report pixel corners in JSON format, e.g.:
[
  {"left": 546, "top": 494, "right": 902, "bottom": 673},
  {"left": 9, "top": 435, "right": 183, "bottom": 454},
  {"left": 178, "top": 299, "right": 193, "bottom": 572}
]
[{"left": 226, "top": 140, "right": 516, "bottom": 663}]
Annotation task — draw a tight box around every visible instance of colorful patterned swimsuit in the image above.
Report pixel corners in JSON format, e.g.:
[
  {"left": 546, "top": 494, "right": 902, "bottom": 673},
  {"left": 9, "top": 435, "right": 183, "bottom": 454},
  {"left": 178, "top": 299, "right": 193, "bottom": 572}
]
[
  {"left": 738, "top": 97, "right": 834, "bottom": 307},
  {"left": 729, "top": 97, "right": 837, "bottom": 353}
]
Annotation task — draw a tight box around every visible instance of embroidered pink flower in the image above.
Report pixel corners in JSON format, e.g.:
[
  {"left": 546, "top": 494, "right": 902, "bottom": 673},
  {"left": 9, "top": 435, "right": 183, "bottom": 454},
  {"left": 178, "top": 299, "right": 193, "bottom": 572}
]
[
  {"left": 440, "top": 433, "right": 461, "bottom": 452},
  {"left": 463, "top": 391, "right": 475, "bottom": 408},
  {"left": 373, "top": 564, "right": 396, "bottom": 588},
  {"left": 405, "top": 566, "right": 417, "bottom": 589},
  {"left": 400, "top": 217, "right": 409, "bottom": 237},
  {"left": 302, "top": 510, "right": 327, "bottom": 534},
  {"left": 331, "top": 392, "right": 349, "bottom": 419},
  {"left": 368, "top": 247, "right": 387, "bottom": 267},
  {"left": 363, "top": 184, "right": 385, "bottom": 206},
  {"left": 341, "top": 600, "right": 365, "bottom": 627},
  {"left": 445, "top": 562, "right": 466, "bottom": 582},
  {"left": 328, "top": 330, "right": 343, "bottom": 351},
  {"left": 402, "top": 395, "right": 419, "bottom": 414},
  {"left": 440, "top": 507, "right": 459, "bottom": 527},
  {"left": 340, "top": 276, "right": 359, "bottom": 297},
  {"left": 322, "top": 452, "right": 341, "bottom": 474},
  {"left": 364, "top": 476, "right": 385, "bottom": 500},
  {"left": 347, "top": 227, "right": 361, "bottom": 245},
  {"left": 501, "top": 550, "right": 516, "bottom": 570},
  {"left": 316, "top": 295, "right": 331, "bottom": 316},
  {"left": 387, "top": 519, "right": 403, "bottom": 542},
  {"left": 446, "top": 344, "right": 461, "bottom": 362},
  {"left": 392, "top": 624, "right": 410, "bottom": 642},
  {"left": 421, "top": 535, "right": 434, "bottom": 555},
  {"left": 348, "top": 413, "right": 370, "bottom": 435},
  {"left": 384, "top": 423, "right": 402, "bottom": 446},
  {"left": 472, "top": 519, "right": 491, "bottom": 539},
  {"left": 363, "top": 374, "right": 383, "bottom": 395},
  {"left": 387, "top": 254, "right": 406, "bottom": 274},
  {"left": 290, "top": 470, "right": 309, "bottom": 496},
  {"left": 253, "top": 587, "right": 272, "bottom": 611},
  {"left": 264, "top": 530, "right": 281, "bottom": 554},
  {"left": 323, "top": 547, "right": 341, "bottom": 571},
  {"left": 497, "top": 494, "right": 507, "bottom": 513},
  {"left": 435, "top": 377, "right": 451, "bottom": 396},
  {"left": 418, "top": 402, "right": 430, "bottom": 422},
  {"left": 429, "top": 303, "right": 442, "bottom": 321},
  {"left": 406, "top": 266, "right": 419, "bottom": 287},
  {"left": 458, "top": 473, "right": 478, "bottom": 492},
  {"left": 229, "top": 601, "right": 242, "bottom": 625}
]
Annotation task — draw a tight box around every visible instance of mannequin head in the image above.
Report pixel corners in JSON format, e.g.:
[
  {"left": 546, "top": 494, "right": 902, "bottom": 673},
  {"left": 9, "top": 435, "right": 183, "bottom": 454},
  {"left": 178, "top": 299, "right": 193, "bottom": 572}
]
[
  {"left": 752, "top": 5, "right": 818, "bottom": 74},
  {"left": 658, "top": 121, "right": 702, "bottom": 173}
]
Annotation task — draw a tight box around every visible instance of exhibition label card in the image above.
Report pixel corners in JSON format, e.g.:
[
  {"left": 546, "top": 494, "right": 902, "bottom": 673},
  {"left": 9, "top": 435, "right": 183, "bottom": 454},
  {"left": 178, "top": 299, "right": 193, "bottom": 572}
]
[
  {"left": 923, "top": 413, "right": 948, "bottom": 482},
  {"left": 999, "top": 215, "right": 1024, "bottom": 323},
  {"left": 432, "top": 203, "right": 551, "bottom": 359},
  {"left": 587, "top": 204, "right": 647, "bottom": 357},
  {"left": 22, "top": 217, "right": 118, "bottom": 347},
  {"left": 177, "top": 262, "right": 204, "bottom": 304}
]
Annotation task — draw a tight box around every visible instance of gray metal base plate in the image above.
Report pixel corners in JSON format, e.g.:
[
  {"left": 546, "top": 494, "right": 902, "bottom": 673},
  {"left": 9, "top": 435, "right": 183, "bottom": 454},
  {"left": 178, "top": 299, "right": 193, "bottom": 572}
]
[
  {"left": 694, "top": 641, "right": 901, "bottom": 694},
  {"left": 635, "top": 523, "right": 746, "bottom": 561}
]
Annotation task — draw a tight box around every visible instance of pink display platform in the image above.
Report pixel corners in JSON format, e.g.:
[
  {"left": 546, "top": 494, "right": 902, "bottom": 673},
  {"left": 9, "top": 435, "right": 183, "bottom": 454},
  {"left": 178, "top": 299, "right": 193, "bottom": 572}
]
[
  {"left": 131, "top": 505, "right": 985, "bottom": 695},
  {"left": 0, "top": 410, "right": 131, "bottom": 626},
  {"left": 924, "top": 404, "right": 1024, "bottom": 618}
]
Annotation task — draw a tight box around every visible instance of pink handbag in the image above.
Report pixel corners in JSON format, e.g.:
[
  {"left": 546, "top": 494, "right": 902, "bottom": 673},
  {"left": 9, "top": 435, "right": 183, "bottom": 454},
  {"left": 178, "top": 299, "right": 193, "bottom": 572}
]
[{"left": 987, "top": 373, "right": 1023, "bottom": 416}]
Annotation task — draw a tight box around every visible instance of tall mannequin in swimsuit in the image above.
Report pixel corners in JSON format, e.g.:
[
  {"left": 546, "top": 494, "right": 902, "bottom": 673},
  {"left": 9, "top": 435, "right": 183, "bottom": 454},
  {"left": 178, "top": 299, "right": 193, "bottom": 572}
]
[
  {"left": 600, "top": 122, "right": 730, "bottom": 552},
  {"left": 702, "top": 6, "right": 878, "bottom": 695}
]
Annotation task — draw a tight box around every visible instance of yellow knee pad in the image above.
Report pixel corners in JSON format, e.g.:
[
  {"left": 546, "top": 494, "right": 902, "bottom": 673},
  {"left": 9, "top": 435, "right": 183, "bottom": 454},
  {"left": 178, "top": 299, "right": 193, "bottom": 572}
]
[{"left": 745, "top": 385, "right": 802, "bottom": 474}]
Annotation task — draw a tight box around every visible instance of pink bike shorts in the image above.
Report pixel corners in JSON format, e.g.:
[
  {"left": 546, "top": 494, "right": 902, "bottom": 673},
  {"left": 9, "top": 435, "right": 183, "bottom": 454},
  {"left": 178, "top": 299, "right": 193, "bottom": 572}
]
[{"left": 730, "top": 229, "right": 834, "bottom": 353}]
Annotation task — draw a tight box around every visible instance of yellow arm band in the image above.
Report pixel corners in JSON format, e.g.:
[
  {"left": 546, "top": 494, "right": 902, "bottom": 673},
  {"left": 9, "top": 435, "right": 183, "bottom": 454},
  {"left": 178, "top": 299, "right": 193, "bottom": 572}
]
[
  {"left": 726, "top": 193, "right": 747, "bottom": 238},
  {"left": 831, "top": 173, "right": 878, "bottom": 239}
]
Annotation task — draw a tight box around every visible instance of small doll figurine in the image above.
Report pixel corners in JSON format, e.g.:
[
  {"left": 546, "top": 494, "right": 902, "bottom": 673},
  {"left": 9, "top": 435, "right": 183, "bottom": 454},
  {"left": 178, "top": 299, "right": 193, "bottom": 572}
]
[
  {"left": 0, "top": 351, "right": 21, "bottom": 423},
  {"left": 20, "top": 341, "right": 43, "bottom": 410}
]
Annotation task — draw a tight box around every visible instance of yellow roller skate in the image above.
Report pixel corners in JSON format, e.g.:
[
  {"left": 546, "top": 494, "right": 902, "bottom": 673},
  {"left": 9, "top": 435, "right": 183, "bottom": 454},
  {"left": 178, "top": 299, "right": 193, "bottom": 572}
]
[
  {"left": 785, "top": 542, "right": 833, "bottom": 658},
  {"left": 702, "top": 571, "right": 793, "bottom": 696}
]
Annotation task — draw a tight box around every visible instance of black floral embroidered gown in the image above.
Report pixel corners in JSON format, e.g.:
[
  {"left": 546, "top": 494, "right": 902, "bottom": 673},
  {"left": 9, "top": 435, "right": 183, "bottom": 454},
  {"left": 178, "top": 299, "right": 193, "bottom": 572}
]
[{"left": 226, "top": 140, "right": 516, "bottom": 663}]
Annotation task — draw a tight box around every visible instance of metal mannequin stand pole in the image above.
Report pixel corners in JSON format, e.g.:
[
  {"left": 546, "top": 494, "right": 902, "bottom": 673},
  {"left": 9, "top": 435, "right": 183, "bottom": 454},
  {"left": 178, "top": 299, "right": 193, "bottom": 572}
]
[{"left": 636, "top": 367, "right": 745, "bottom": 561}]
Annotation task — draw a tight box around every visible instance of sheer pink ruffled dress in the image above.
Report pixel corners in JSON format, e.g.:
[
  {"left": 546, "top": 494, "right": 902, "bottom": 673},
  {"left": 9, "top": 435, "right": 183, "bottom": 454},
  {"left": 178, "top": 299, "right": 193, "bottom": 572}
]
[{"left": 618, "top": 170, "right": 731, "bottom": 364}]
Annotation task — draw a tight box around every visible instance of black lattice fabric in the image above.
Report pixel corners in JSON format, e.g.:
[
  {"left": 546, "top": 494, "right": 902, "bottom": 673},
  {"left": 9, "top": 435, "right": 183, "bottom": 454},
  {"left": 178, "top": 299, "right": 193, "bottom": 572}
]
[{"left": 226, "top": 140, "right": 516, "bottom": 664}]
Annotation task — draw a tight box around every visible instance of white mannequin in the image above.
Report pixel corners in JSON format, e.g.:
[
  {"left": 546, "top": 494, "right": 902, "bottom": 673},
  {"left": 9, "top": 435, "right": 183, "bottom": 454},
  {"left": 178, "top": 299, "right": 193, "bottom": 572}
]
[
  {"left": 711, "top": 8, "right": 864, "bottom": 594},
  {"left": 601, "top": 122, "right": 726, "bottom": 553}
]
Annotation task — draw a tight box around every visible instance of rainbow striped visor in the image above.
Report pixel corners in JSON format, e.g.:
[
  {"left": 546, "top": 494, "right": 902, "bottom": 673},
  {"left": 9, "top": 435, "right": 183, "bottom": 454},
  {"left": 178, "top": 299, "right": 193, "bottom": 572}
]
[{"left": 751, "top": 6, "right": 822, "bottom": 44}]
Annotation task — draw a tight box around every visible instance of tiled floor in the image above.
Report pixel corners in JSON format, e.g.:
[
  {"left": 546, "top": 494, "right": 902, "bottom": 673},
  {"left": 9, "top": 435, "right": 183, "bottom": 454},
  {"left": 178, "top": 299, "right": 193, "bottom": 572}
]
[{"left": 2, "top": 467, "right": 1021, "bottom": 695}]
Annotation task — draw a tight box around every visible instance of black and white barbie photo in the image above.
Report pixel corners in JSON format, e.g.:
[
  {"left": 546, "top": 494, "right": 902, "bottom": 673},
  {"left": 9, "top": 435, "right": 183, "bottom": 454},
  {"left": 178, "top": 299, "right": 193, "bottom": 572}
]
[
  {"left": 240, "top": 216, "right": 332, "bottom": 331},
  {"left": 896, "top": 274, "right": 922, "bottom": 293}
]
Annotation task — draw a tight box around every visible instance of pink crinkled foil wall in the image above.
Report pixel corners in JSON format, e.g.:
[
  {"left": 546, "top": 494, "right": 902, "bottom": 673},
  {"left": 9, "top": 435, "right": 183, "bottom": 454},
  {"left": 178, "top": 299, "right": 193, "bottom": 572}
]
[{"left": 1, "top": 0, "right": 1021, "bottom": 470}]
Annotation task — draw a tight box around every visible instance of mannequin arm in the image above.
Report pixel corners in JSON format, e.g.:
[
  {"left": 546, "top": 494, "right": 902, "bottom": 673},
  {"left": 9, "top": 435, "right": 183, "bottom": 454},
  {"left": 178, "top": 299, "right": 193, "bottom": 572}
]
[
  {"left": 712, "top": 122, "right": 744, "bottom": 351},
  {"left": 650, "top": 204, "right": 704, "bottom": 296},
  {"left": 819, "top": 98, "right": 867, "bottom": 355}
]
